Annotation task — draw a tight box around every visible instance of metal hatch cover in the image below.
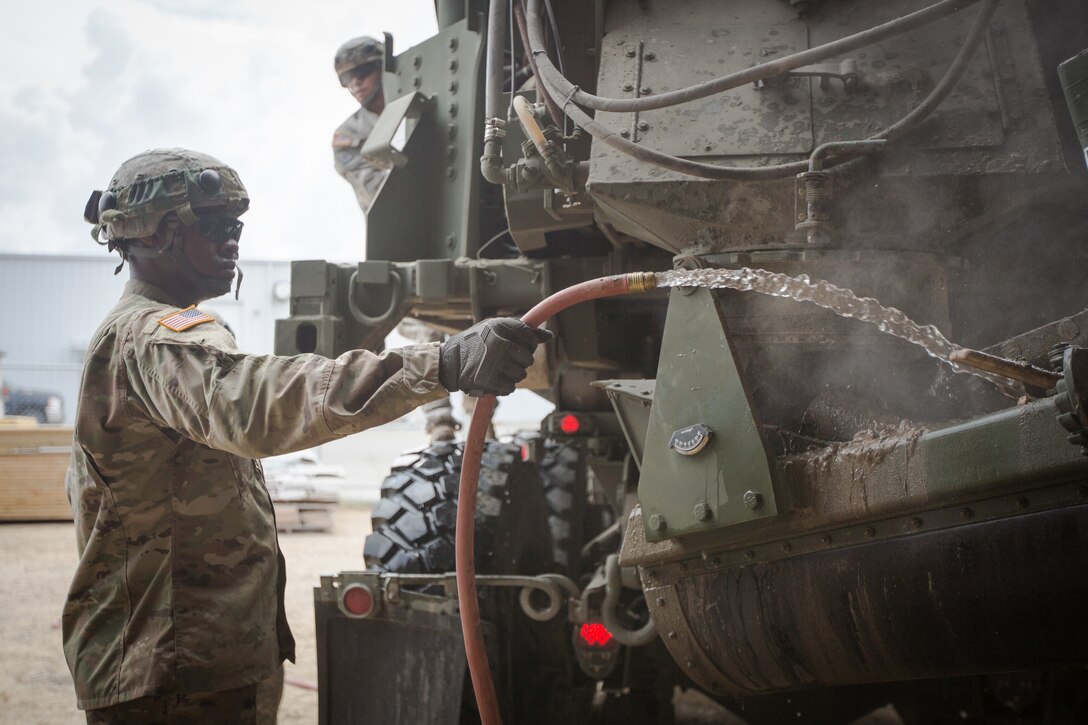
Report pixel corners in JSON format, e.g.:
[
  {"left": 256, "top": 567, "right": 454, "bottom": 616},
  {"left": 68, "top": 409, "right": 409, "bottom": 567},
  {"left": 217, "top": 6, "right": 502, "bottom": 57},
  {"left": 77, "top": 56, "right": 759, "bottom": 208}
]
[{"left": 618, "top": 21, "right": 814, "bottom": 157}]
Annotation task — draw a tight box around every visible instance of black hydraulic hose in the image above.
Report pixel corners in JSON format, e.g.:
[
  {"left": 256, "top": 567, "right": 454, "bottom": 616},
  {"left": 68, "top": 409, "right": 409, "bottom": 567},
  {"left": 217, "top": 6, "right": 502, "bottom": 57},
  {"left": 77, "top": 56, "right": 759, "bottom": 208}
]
[
  {"left": 528, "top": 0, "right": 997, "bottom": 181},
  {"left": 527, "top": 0, "right": 984, "bottom": 114}
]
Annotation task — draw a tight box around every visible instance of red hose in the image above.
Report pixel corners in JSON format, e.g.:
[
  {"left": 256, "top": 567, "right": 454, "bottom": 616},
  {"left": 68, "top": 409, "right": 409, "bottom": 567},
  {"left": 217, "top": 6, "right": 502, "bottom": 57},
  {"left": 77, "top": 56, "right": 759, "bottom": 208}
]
[{"left": 455, "top": 273, "right": 657, "bottom": 725}]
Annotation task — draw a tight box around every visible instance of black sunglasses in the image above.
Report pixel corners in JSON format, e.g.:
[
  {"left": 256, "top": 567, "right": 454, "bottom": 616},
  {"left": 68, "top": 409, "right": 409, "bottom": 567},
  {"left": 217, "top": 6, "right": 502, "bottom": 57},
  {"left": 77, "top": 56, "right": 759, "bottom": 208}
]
[{"left": 193, "top": 215, "right": 243, "bottom": 243}]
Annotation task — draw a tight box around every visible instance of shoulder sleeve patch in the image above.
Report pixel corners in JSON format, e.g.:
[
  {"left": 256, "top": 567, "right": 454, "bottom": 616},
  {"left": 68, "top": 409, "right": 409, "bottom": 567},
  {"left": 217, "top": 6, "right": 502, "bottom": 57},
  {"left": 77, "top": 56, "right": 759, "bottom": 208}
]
[
  {"left": 158, "top": 306, "right": 216, "bottom": 332},
  {"left": 332, "top": 132, "right": 355, "bottom": 148}
]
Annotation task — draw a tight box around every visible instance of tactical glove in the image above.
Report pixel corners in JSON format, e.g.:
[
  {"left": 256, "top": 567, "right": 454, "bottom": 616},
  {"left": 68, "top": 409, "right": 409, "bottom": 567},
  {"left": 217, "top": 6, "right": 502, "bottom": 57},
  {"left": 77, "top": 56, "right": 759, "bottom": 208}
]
[{"left": 439, "top": 318, "right": 553, "bottom": 396}]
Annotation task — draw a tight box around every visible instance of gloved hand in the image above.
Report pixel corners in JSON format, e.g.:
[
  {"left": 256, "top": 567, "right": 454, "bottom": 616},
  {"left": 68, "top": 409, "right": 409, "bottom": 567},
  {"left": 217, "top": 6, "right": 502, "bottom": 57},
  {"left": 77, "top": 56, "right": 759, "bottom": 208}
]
[{"left": 439, "top": 318, "right": 553, "bottom": 396}]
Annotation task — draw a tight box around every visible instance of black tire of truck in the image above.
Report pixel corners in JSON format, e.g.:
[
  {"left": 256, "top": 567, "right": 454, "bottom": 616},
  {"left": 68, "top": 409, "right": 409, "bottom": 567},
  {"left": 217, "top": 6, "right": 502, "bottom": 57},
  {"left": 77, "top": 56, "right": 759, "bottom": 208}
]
[
  {"left": 537, "top": 441, "right": 585, "bottom": 576},
  {"left": 361, "top": 439, "right": 593, "bottom": 725},
  {"left": 363, "top": 440, "right": 552, "bottom": 577}
]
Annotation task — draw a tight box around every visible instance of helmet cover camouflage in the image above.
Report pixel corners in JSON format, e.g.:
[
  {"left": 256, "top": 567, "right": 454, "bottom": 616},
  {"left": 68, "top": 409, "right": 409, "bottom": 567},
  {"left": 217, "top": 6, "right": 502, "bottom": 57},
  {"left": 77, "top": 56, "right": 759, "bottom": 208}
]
[
  {"left": 84, "top": 148, "right": 249, "bottom": 251},
  {"left": 334, "top": 36, "right": 384, "bottom": 86}
]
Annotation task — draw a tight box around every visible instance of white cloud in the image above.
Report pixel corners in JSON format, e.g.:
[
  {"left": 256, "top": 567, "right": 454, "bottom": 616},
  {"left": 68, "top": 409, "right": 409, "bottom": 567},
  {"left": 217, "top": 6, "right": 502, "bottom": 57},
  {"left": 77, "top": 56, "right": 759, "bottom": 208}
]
[{"left": 0, "top": 0, "right": 438, "bottom": 261}]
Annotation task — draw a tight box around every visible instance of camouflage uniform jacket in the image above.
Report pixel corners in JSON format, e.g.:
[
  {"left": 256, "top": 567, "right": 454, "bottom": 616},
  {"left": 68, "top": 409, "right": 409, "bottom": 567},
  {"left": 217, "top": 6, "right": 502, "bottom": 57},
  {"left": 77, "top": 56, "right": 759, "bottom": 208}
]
[
  {"left": 64, "top": 279, "right": 444, "bottom": 709},
  {"left": 332, "top": 105, "right": 388, "bottom": 213}
]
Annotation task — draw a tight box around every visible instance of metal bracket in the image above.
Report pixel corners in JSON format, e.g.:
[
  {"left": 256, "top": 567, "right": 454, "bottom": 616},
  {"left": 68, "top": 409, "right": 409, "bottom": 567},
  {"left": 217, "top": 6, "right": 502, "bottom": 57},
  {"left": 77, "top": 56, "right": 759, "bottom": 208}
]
[
  {"left": 324, "top": 570, "right": 580, "bottom": 622},
  {"left": 790, "top": 59, "right": 860, "bottom": 92},
  {"left": 764, "top": 59, "right": 860, "bottom": 93},
  {"left": 638, "top": 288, "right": 778, "bottom": 541},
  {"left": 362, "top": 91, "right": 436, "bottom": 170}
]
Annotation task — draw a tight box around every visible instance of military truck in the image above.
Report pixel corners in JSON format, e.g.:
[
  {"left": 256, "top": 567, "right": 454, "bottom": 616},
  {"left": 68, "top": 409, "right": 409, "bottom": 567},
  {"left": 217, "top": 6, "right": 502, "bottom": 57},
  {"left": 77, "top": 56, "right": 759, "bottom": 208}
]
[{"left": 275, "top": 0, "right": 1088, "bottom": 722}]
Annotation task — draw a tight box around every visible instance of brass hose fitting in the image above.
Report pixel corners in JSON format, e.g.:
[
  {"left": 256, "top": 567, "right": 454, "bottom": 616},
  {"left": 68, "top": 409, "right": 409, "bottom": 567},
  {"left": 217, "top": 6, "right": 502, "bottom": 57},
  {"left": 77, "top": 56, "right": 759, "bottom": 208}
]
[{"left": 626, "top": 271, "right": 659, "bottom": 294}]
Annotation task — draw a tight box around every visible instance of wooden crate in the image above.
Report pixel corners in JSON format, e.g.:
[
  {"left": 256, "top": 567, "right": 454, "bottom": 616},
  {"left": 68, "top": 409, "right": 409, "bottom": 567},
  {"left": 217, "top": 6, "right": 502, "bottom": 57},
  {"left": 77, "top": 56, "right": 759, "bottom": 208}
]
[{"left": 0, "top": 423, "right": 73, "bottom": 522}]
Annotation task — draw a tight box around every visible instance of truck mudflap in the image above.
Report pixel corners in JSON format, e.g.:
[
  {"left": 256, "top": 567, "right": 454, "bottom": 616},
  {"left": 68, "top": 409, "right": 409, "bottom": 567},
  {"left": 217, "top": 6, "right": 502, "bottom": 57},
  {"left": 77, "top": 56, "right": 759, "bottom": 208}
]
[{"left": 314, "top": 570, "right": 578, "bottom": 724}]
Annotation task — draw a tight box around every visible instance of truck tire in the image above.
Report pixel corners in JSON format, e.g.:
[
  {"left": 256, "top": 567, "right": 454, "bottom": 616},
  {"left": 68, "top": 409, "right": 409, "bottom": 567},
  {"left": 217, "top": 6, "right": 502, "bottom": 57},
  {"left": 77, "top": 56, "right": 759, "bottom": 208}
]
[
  {"left": 363, "top": 440, "right": 538, "bottom": 576},
  {"left": 539, "top": 442, "right": 583, "bottom": 575}
]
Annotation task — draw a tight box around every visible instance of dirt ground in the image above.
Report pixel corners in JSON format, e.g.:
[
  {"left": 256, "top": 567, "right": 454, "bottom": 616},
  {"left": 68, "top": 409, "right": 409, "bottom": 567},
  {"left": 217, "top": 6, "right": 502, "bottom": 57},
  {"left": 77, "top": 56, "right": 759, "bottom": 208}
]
[{"left": 0, "top": 505, "right": 373, "bottom": 725}]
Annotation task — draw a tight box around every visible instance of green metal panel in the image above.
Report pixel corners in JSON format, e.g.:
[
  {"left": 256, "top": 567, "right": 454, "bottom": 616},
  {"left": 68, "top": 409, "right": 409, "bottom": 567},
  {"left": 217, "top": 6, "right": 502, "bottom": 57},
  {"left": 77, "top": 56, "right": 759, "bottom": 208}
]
[
  {"left": 923, "top": 400, "right": 1088, "bottom": 500},
  {"left": 639, "top": 288, "right": 776, "bottom": 542},
  {"left": 365, "top": 18, "right": 487, "bottom": 263},
  {"left": 362, "top": 91, "right": 434, "bottom": 170},
  {"left": 274, "top": 260, "right": 345, "bottom": 356}
]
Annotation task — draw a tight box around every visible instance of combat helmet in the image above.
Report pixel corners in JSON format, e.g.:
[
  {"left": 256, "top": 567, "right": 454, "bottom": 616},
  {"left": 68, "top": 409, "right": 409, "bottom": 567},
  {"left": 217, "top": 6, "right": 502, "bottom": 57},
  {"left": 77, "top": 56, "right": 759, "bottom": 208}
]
[
  {"left": 335, "top": 36, "right": 384, "bottom": 87},
  {"left": 84, "top": 148, "right": 249, "bottom": 257}
]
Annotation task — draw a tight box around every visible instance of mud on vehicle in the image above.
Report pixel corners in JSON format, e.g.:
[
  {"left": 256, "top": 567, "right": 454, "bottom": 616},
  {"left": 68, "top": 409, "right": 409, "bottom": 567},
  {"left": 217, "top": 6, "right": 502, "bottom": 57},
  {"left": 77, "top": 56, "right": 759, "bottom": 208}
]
[{"left": 279, "top": 1, "right": 1088, "bottom": 722}]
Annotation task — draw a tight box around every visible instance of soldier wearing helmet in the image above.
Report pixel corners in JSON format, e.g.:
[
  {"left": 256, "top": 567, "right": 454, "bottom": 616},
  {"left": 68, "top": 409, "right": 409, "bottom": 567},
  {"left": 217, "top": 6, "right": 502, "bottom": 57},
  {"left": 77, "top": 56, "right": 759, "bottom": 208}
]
[
  {"left": 332, "top": 36, "right": 388, "bottom": 213},
  {"left": 67, "top": 148, "right": 550, "bottom": 723}
]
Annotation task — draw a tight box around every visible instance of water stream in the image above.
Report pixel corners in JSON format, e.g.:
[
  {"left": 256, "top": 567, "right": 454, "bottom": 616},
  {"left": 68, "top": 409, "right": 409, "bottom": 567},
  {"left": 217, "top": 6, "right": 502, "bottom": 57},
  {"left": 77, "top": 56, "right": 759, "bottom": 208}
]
[{"left": 655, "top": 267, "right": 1006, "bottom": 389}]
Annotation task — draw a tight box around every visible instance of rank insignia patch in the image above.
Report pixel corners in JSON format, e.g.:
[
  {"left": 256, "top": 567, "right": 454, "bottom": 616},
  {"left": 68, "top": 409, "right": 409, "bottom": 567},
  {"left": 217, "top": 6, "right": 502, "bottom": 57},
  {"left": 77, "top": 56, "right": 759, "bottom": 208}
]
[{"left": 158, "top": 306, "right": 216, "bottom": 332}]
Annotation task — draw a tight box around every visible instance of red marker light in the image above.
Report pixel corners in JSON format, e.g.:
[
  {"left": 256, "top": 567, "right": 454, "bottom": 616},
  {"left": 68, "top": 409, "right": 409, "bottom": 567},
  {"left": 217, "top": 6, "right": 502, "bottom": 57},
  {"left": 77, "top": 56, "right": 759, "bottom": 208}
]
[
  {"left": 579, "top": 622, "right": 614, "bottom": 647},
  {"left": 560, "top": 414, "right": 581, "bottom": 434},
  {"left": 520, "top": 444, "right": 531, "bottom": 462},
  {"left": 341, "top": 584, "right": 375, "bottom": 617}
]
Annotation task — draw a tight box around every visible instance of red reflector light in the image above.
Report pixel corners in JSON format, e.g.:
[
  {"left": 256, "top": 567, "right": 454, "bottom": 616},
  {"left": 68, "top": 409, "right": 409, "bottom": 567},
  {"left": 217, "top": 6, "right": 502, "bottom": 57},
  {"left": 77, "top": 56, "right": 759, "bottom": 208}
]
[
  {"left": 579, "top": 622, "right": 613, "bottom": 647},
  {"left": 341, "top": 584, "right": 375, "bottom": 617},
  {"left": 520, "top": 444, "right": 530, "bottom": 462},
  {"left": 560, "top": 414, "right": 581, "bottom": 434}
]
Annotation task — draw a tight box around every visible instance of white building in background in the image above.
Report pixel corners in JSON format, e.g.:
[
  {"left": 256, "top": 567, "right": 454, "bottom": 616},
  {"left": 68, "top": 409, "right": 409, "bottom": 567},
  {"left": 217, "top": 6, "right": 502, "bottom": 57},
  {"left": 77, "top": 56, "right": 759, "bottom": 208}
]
[{"left": 0, "top": 253, "right": 292, "bottom": 423}]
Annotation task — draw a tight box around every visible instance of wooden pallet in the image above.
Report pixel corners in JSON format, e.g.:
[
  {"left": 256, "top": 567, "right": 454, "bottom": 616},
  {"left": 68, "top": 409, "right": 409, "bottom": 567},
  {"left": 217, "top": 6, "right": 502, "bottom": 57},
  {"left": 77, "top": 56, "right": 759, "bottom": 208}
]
[
  {"left": 273, "top": 500, "right": 338, "bottom": 533},
  {"left": 0, "top": 423, "right": 73, "bottom": 522}
]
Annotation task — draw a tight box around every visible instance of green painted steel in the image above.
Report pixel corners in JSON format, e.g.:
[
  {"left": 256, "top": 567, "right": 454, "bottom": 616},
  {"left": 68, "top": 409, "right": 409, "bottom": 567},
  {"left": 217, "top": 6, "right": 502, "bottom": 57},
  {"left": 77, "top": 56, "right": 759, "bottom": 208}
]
[
  {"left": 922, "top": 399, "right": 1088, "bottom": 500},
  {"left": 639, "top": 288, "right": 776, "bottom": 541},
  {"left": 366, "top": 18, "right": 486, "bottom": 263}
]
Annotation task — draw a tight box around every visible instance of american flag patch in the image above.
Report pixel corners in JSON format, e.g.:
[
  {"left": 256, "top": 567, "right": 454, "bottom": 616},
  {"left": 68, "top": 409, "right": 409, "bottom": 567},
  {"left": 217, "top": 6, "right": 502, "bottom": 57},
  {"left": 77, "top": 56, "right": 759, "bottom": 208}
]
[{"left": 158, "top": 306, "right": 215, "bottom": 332}]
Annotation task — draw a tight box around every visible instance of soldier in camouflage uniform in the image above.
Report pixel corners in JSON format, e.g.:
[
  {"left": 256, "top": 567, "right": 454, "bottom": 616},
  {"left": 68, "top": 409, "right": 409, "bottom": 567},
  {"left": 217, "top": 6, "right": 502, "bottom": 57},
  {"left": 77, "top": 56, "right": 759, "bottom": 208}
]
[
  {"left": 67, "top": 148, "right": 550, "bottom": 723},
  {"left": 332, "top": 35, "right": 388, "bottom": 215},
  {"left": 333, "top": 35, "right": 462, "bottom": 441}
]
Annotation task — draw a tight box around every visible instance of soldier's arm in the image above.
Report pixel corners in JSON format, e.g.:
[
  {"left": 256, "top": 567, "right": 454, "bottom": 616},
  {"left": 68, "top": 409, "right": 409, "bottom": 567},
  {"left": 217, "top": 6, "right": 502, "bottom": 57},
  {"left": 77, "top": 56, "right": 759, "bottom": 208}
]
[{"left": 124, "top": 319, "right": 444, "bottom": 458}]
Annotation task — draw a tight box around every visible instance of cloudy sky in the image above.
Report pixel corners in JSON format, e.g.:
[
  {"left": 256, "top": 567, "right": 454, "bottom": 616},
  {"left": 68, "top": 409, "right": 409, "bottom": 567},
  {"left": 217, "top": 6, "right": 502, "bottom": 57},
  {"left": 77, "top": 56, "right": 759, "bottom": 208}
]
[{"left": 0, "top": 0, "right": 438, "bottom": 262}]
